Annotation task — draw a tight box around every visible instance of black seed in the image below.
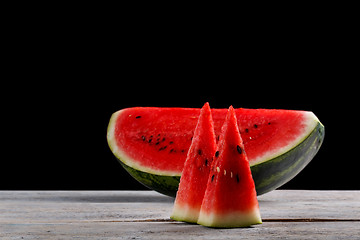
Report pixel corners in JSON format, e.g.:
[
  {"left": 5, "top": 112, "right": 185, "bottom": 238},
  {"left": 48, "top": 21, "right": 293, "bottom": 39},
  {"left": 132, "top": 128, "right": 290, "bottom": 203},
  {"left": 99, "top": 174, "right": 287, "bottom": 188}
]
[
  {"left": 155, "top": 142, "right": 160, "bottom": 145},
  {"left": 157, "top": 134, "right": 161, "bottom": 137},
  {"left": 237, "top": 145, "right": 242, "bottom": 154},
  {"left": 245, "top": 128, "right": 249, "bottom": 133},
  {"left": 135, "top": 116, "right": 141, "bottom": 119},
  {"left": 215, "top": 151, "right": 220, "bottom": 157},
  {"left": 268, "top": 122, "right": 271, "bottom": 125},
  {"left": 236, "top": 174, "right": 240, "bottom": 183},
  {"left": 254, "top": 124, "right": 258, "bottom": 129},
  {"left": 211, "top": 175, "right": 215, "bottom": 182},
  {"left": 170, "top": 149, "right": 174, "bottom": 153},
  {"left": 181, "top": 149, "right": 185, "bottom": 153},
  {"left": 205, "top": 159, "right": 208, "bottom": 166},
  {"left": 148, "top": 138, "right": 152, "bottom": 143},
  {"left": 198, "top": 149, "right": 202, "bottom": 155},
  {"left": 162, "top": 138, "right": 166, "bottom": 142},
  {"left": 141, "top": 136, "right": 146, "bottom": 141},
  {"left": 169, "top": 141, "right": 174, "bottom": 144},
  {"left": 159, "top": 146, "right": 167, "bottom": 151}
]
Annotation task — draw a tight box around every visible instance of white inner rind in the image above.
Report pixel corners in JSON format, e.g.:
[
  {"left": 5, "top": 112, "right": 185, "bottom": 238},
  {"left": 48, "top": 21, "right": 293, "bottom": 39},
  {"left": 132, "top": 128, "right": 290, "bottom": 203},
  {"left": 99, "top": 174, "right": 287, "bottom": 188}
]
[
  {"left": 171, "top": 203, "right": 200, "bottom": 223},
  {"left": 197, "top": 208, "right": 262, "bottom": 228}
]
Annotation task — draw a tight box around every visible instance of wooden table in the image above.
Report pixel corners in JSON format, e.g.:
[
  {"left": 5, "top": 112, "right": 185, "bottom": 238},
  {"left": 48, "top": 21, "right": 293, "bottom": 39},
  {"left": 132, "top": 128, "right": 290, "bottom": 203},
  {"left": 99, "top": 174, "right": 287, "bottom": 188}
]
[{"left": 0, "top": 190, "right": 359, "bottom": 239}]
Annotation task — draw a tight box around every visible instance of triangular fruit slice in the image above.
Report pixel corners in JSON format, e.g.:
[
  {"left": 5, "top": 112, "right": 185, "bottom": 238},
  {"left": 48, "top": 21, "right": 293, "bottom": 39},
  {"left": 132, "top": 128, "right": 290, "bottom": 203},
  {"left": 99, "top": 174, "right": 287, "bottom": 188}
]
[
  {"left": 198, "top": 106, "right": 262, "bottom": 228},
  {"left": 170, "top": 103, "right": 217, "bottom": 223}
]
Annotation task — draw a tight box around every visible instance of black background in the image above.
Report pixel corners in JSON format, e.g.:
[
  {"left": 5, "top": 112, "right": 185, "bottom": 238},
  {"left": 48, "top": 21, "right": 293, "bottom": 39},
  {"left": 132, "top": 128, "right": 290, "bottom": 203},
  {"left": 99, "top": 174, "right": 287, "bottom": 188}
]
[{"left": 2, "top": 12, "right": 358, "bottom": 191}]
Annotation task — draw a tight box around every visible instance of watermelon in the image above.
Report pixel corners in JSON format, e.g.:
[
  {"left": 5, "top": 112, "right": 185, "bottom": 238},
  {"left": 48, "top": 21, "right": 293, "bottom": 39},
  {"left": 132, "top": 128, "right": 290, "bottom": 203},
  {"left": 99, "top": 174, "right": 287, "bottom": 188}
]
[
  {"left": 107, "top": 107, "right": 324, "bottom": 196},
  {"left": 171, "top": 103, "right": 217, "bottom": 223},
  {"left": 198, "top": 106, "right": 262, "bottom": 228}
]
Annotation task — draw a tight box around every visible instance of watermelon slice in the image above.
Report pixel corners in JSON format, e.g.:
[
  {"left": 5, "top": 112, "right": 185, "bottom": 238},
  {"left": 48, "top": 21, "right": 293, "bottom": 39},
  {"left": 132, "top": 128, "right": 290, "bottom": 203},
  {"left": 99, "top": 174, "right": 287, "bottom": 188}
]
[
  {"left": 170, "top": 103, "right": 217, "bottom": 223},
  {"left": 107, "top": 107, "right": 324, "bottom": 196},
  {"left": 197, "top": 106, "right": 262, "bottom": 228}
]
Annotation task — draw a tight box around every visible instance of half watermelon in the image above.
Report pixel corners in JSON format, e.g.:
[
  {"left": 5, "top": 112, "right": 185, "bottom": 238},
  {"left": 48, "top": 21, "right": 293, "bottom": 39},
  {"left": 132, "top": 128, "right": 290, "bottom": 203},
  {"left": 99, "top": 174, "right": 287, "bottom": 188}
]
[{"left": 107, "top": 107, "right": 324, "bottom": 196}]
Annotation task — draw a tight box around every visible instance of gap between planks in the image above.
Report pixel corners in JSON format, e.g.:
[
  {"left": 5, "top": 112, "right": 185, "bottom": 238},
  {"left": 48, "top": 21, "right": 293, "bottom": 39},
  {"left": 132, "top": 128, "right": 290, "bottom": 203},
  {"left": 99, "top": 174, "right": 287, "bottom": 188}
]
[{"left": 94, "top": 218, "right": 360, "bottom": 223}]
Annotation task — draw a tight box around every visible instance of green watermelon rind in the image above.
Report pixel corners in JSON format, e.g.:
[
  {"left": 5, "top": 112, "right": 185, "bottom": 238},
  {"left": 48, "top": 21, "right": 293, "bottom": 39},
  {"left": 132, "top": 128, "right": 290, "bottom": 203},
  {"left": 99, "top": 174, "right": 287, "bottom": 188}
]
[
  {"left": 119, "top": 161, "right": 180, "bottom": 197},
  {"left": 112, "top": 122, "right": 324, "bottom": 197},
  {"left": 251, "top": 121, "right": 324, "bottom": 195}
]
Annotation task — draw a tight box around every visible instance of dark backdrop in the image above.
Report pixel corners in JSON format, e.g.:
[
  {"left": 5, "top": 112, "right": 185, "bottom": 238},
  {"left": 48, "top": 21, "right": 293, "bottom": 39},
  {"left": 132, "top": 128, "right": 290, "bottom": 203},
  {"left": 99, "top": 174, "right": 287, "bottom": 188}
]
[
  {"left": 2, "top": 15, "right": 358, "bottom": 191},
  {"left": 3, "top": 79, "right": 357, "bottom": 191}
]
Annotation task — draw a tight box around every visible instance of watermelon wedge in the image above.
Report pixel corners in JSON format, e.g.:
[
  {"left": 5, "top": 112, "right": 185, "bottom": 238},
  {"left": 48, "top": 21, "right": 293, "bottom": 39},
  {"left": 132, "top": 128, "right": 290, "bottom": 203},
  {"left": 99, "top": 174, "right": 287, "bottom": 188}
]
[
  {"left": 198, "top": 106, "right": 262, "bottom": 228},
  {"left": 170, "top": 103, "right": 217, "bottom": 223},
  {"left": 107, "top": 107, "right": 324, "bottom": 196}
]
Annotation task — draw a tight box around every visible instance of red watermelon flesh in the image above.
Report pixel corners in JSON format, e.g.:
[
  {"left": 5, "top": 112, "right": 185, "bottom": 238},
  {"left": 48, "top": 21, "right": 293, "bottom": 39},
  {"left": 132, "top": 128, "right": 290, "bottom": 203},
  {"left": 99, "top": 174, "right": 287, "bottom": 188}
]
[
  {"left": 108, "top": 107, "right": 318, "bottom": 176},
  {"left": 198, "top": 106, "right": 262, "bottom": 228},
  {"left": 171, "top": 103, "right": 217, "bottom": 223}
]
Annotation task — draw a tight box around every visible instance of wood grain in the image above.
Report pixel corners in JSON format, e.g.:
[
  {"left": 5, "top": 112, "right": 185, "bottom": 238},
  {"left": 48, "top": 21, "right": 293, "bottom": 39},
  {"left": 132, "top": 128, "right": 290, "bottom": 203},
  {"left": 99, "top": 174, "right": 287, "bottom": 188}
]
[{"left": 0, "top": 190, "right": 359, "bottom": 239}]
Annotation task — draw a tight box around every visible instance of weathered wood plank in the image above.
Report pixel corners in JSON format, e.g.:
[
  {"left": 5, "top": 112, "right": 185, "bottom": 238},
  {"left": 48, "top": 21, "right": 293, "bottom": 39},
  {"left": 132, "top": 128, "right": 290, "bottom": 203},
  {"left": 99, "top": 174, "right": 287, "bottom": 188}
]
[
  {"left": 1, "top": 222, "right": 359, "bottom": 240},
  {"left": 0, "top": 190, "right": 359, "bottom": 239},
  {"left": 0, "top": 190, "right": 359, "bottom": 223},
  {"left": 0, "top": 191, "right": 173, "bottom": 224},
  {"left": 259, "top": 190, "right": 360, "bottom": 220}
]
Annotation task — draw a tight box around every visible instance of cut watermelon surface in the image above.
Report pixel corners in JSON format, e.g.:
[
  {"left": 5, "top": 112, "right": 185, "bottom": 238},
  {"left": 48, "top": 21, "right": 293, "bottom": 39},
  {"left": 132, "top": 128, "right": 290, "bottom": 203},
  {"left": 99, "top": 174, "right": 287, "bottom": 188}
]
[
  {"left": 197, "top": 106, "right": 261, "bottom": 228},
  {"left": 107, "top": 107, "right": 324, "bottom": 196},
  {"left": 171, "top": 103, "right": 217, "bottom": 223}
]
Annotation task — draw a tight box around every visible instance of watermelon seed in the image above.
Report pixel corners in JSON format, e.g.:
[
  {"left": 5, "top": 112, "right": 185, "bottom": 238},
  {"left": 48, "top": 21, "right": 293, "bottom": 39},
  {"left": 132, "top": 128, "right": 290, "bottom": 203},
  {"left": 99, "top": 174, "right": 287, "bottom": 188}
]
[
  {"left": 155, "top": 142, "right": 160, "bottom": 145},
  {"left": 216, "top": 167, "right": 220, "bottom": 173},
  {"left": 159, "top": 146, "right": 167, "bottom": 151},
  {"left": 237, "top": 145, "right": 242, "bottom": 154},
  {"left": 141, "top": 136, "right": 146, "bottom": 141},
  {"left": 205, "top": 159, "right": 208, "bottom": 166},
  {"left": 254, "top": 124, "right": 258, "bottom": 129},
  {"left": 236, "top": 173, "right": 240, "bottom": 183},
  {"left": 169, "top": 141, "right": 174, "bottom": 144},
  {"left": 231, "top": 172, "right": 233, "bottom": 178},
  {"left": 135, "top": 116, "right": 141, "bottom": 119},
  {"left": 181, "top": 149, "right": 185, "bottom": 153},
  {"left": 170, "top": 149, "right": 174, "bottom": 153},
  {"left": 224, "top": 170, "right": 226, "bottom": 176},
  {"left": 245, "top": 128, "right": 249, "bottom": 133},
  {"left": 198, "top": 149, "right": 202, "bottom": 155},
  {"left": 211, "top": 175, "right": 215, "bottom": 182},
  {"left": 215, "top": 151, "right": 220, "bottom": 157},
  {"left": 268, "top": 122, "right": 271, "bottom": 125}
]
